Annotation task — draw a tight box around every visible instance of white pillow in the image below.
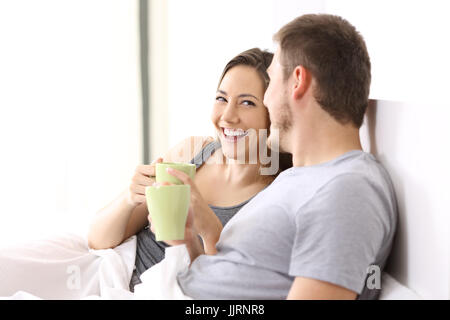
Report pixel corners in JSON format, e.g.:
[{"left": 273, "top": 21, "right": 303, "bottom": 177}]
[{"left": 379, "top": 272, "right": 422, "bottom": 300}]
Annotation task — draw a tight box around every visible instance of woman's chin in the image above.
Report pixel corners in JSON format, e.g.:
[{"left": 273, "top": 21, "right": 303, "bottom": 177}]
[{"left": 221, "top": 147, "right": 249, "bottom": 164}]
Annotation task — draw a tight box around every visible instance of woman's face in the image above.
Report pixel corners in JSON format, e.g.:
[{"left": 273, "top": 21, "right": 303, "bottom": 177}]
[{"left": 211, "top": 65, "right": 270, "bottom": 162}]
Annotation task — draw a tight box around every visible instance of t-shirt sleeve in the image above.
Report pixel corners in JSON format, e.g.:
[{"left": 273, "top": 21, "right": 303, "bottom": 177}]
[{"left": 289, "top": 173, "right": 387, "bottom": 295}]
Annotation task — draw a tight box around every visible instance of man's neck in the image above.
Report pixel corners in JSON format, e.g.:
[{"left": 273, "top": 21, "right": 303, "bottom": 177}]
[{"left": 291, "top": 122, "right": 363, "bottom": 167}]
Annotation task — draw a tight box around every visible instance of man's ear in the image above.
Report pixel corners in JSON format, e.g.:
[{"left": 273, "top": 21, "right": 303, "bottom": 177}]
[{"left": 292, "top": 65, "right": 310, "bottom": 100}]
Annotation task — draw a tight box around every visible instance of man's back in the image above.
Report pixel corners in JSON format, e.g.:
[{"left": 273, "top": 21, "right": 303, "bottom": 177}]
[{"left": 177, "top": 150, "right": 398, "bottom": 300}]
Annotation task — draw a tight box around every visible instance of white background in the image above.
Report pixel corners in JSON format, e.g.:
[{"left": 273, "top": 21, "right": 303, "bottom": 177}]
[
  {"left": 164, "top": 0, "right": 450, "bottom": 149},
  {"left": 0, "top": 0, "right": 141, "bottom": 246}
]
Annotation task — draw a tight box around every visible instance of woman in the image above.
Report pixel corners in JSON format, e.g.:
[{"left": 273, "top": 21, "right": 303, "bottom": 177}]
[
  {"left": 87, "top": 48, "right": 292, "bottom": 292},
  {"left": 0, "top": 48, "right": 292, "bottom": 299}
]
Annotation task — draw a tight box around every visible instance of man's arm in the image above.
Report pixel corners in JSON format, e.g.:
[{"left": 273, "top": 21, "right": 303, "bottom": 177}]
[{"left": 287, "top": 277, "right": 357, "bottom": 300}]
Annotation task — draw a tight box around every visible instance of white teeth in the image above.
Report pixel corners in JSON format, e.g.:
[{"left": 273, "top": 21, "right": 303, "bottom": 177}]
[{"left": 224, "top": 128, "right": 247, "bottom": 137}]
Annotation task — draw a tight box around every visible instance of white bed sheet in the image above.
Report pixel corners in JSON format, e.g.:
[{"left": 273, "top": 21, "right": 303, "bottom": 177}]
[{"left": 0, "top": 232, "right": 192, "bottom": 300}]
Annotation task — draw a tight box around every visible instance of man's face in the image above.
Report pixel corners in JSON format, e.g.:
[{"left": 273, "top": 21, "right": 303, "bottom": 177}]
[{"left": 263, "top": 47, "right": 293, "bottom": 153}]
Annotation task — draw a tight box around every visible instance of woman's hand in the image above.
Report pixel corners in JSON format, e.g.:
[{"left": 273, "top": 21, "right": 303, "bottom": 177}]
[
  {"left": 125, "top": 157, "right": 163, "bottom": 207},
  {"left": 166, "top": 168, "right": 223, "bottom": 246}
]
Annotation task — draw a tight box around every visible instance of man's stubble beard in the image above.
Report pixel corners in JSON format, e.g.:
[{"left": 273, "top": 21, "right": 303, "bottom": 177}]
[{"left": 268, "top": 101, "right": 293, "bottom": 153}]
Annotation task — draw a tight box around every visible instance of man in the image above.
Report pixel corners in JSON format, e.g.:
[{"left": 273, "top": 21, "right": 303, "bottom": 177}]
[{"left": 169, "top": 14, "right": 397, "bottom": 300}]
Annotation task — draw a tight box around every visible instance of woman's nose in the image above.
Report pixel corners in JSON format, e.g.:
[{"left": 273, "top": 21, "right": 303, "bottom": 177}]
[{"left": 221, "top": 101, "right": 239, "bottom": 123}]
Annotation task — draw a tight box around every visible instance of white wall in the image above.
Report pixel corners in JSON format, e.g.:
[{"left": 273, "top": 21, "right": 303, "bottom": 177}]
[
  {"left": 165, "top": 0, "right": 274, "bottom": 149},
  {"left": 360, "top": 100, "right": 450, "bottom": 299},
  {"left": 149, "top": 0, "right": 169, "bottom": 161},
  {"left": 326, "top": 0, "right": 450, "bottom": 300},
  {"left": 0, "top": 0, "right": 141, "bottom": 247},
  {"left": 325, "top": 0, "right": 450, "bottom": 103},
  {"left": 163, "top": 0, "right": 328, "bottom": 150},
  {"left": 159, "top": 0, "right": 450, "bottom": 299}
]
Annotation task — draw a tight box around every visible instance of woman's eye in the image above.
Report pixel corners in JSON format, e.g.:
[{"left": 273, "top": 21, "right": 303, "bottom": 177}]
[
  {"left": 215, "top": 96, "right": 226, "bottom": 102},
  {"left": 242, "top": 100, "right": 256, "bottom": 106}
]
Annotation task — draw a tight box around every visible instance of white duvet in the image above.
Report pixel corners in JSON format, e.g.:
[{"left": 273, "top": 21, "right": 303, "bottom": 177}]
[{"left": 0, "top": 232, "right": 192, "bottom": 300}]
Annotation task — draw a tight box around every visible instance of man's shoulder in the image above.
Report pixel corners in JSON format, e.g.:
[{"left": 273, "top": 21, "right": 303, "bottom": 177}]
[
  {"left": 320, "top": 172, "right": 379, "bottom": 195},
  {"left": 333, "top": 153, "right": 395, "bottom": 198},
  {"left": 266, "top": 151, "right": 397, "bottom": 216},
  {"left": 317, "top": 151, "right": 395, "bottom": 195},
  {"left": 300, "top": 169, "right": 396, "bottom": 229}
]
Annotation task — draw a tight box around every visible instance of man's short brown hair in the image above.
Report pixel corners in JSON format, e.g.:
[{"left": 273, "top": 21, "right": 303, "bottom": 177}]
[{"left": 273, "top": 14, "right": 371, "bottom": 128}]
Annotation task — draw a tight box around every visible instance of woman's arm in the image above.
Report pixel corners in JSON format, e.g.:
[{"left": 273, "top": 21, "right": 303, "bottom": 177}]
[
  {"left": 185, "top": 230, "right": 206, "bottom": 266},
  {"left": 87, "top": 189, "right": 139, "bottom": 250},
  {"left": 199, "top": 212, "right": 222, "bottom": 255},
  {"left": 87, "top": 159, "right": 162, "bottom": 250},
  {"left": 88, "top": 136, "right": 214, "bottom": 250}
]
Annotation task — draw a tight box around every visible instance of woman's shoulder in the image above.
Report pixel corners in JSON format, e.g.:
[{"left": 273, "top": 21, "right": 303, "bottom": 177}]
[{"left": 163, "top": 136, "right": 215, "bottom": 163}]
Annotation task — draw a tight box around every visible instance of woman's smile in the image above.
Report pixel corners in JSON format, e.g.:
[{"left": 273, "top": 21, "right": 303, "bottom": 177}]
[{"left": 221, "top": 127, "right": 249, "bottom": 143}]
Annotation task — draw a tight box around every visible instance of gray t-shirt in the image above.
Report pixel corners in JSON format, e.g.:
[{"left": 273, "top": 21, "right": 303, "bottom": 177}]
[{"left": 177, "top": 150, "right": 398, "bottom": 300}]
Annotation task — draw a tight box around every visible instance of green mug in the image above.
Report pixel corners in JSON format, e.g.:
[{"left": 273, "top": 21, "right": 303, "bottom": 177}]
[
  {"left": 145, "top": 184, "right": 191, "bottom": 241},
  {"left": 155, "top": 162, "right": 196, "bottom": 185}
]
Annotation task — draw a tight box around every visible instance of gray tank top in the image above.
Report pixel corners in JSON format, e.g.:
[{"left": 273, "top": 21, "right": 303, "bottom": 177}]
[{"left": 132, "top": 140, "right": 257, "bottom": 283}]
